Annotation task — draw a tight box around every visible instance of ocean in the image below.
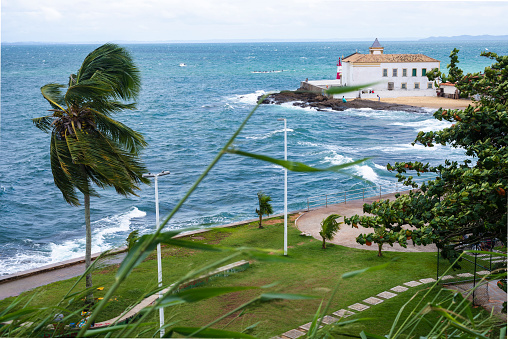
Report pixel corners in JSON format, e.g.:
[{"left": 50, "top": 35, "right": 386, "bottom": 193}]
[{"left": 1, "top": 40, "right": 508, "bottom": 276}]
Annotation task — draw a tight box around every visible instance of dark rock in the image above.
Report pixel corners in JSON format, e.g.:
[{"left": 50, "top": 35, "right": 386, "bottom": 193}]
[{"left": 259, "top": 90, "right": 426, "bottom": 113}]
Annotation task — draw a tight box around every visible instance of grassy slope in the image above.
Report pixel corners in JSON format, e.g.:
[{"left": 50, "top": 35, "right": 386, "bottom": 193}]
[{"left": 0, "top": 215, "right": 491, "bottom": 338}]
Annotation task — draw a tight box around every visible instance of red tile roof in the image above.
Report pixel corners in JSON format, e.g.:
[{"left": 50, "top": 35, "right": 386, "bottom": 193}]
[{"left": 343, "top": 53, "right": 439, "bottom": 63}]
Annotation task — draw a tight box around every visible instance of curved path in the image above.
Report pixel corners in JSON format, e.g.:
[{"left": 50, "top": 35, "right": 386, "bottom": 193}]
[{"left": 296, "top": 191, "right": 437, "bottom": 253}]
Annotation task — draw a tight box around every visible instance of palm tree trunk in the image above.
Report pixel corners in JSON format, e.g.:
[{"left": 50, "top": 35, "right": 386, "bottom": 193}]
[
  {"left": 322, "top": 237, "right": 326, "bottom": 249},
  {"left": 258, "top": 215, "right": 263, "bottom": 228},
  {"left": 84, "top": 193, "right": 93, "bottom": 303}
]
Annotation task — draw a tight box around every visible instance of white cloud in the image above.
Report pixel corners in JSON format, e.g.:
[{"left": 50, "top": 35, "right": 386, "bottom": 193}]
[{"left": 1, "top": 0, "right": 508, "bottom": 42}]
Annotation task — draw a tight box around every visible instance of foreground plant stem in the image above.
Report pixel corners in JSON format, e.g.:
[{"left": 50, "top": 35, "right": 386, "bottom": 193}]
[{"left": 78, "top": 95, "right": 269, "bottom": 336}]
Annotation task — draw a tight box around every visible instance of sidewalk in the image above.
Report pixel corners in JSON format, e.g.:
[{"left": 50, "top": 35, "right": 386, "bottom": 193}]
[{"left": 296, "top": 191, "right": 437, "bottom": 253}]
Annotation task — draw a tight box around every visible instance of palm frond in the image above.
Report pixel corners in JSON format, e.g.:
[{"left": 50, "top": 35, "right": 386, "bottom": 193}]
[
  {"left": 40, "top": 83, "right": 66, "bottom": 110},
  {"left": 50, "top": 133, "right": 81, "bottom": 205},
  {"left": 65, "top": 79, "right": 113, "bottom": 104},
  {"left": 32, "top": 115, "right": 54, "bottom": 133},
  {"left": 91, "top": 109, "right": 147, "bottom": 154},
  {"left": 88, "top": 99, "right": 137, "bottom": 116},
  {"left": 76, "top": 44, "right": 141, "bottom": 101},
  {"left": 66, "top": 129, "right": 149, "bottom": 196}
]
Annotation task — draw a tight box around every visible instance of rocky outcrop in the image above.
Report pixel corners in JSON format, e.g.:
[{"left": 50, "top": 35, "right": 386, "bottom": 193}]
[{"left": 260, "top": 90, "right": 426, "bottom": 113}]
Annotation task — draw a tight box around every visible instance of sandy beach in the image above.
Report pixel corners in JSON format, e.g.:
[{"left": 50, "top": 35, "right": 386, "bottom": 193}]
[{"left": 367, "top": 96, "right": 474, "bottom": 110}]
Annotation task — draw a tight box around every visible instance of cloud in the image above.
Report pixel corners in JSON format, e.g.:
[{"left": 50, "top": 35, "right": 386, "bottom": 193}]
[{"left": 2, "top": 0, "right": 508, "bottom": 42}]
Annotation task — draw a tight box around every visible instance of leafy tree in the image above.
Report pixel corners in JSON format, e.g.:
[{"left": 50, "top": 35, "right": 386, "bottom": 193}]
[
  {"left": 345, "top": 201, "right": 410, "bottom": 256},
  {"left": 255, "top": 191, "right": 273, "bottom": 228},
  {"left": 33, "top": 44, "right": 149, "bottom": 302},
  {"left": 427, "top": 48, "right": 464, "bottom": 86},
  {"left": 345, "top": 51, "right": 507, "bottom": 260},
  {"left": 319, "top": 214, "right": 342, "bottom": 249}
]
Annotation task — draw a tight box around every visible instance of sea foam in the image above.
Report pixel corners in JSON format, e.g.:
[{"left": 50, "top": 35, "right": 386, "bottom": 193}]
[{"left": 0, "top": 207, "right": 146, "bottom": 275}]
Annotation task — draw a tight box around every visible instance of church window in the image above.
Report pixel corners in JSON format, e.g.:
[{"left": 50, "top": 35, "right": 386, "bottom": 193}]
[
  {"left": 392, "top": 69, "right": 398, "bottom": 77},
  {"left": 412, "top": 68, "right": 417, "bottom": 77},
  {"left": 383, "top": 69, "right": 388, "bottom": 77},
  {"left": 414, "top": 82, "right": 420, "bottom": 89},
  {"left": 422, "top": 68, "right": 427, "bottom": 76},
  {"left": 402, "top": 69, "right": 407, "bottom": 77}
]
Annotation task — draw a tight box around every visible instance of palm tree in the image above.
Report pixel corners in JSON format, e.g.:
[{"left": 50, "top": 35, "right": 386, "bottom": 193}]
[
  {"left": 319, "top": 214, "right": 342, "bottom": 249},
  {"left": 33, "top": 44, "right": 150, "bottom": 303},
  {"left": 256, "top": 191, "right": 273, "bottom": 228}
]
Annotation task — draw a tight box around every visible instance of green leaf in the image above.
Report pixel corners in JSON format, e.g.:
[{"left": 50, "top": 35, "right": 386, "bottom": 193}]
[
  {"left": 325, "top": 83, "right": 379, "bottom": 95},
  {"left": 259, "top": 293, "right": 316, "bottom": 301},
  {"left": 227, "top": 149, "right": 370, "bottom": 174},
  {"left": 168, "top": 327, "right": 257, "bottom": 338}
]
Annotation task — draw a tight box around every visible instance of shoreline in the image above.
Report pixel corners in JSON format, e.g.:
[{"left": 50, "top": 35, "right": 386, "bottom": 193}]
[{"left": 261, "top": 90, "right": 473, "bottom": 112}]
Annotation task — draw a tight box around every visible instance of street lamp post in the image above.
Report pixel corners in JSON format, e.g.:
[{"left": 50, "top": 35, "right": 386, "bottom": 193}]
[
  {"left": 277, "top": 118, "right": 288, "bottom": 256},
  {"left": 142, "top": 170, "right": 170, "bottom": 337}
]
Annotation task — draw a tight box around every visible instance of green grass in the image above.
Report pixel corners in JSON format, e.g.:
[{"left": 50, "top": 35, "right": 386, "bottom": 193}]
[{"left": 0, "top": 215, "right": 495, "bottom": 338}]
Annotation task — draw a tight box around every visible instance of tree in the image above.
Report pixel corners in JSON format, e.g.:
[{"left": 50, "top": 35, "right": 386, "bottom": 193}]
[
  {"left": 255, "top": 191, "right": 273, "bottom": 228},
  {"left": 33, "top": 44, "right": 150, "bottom": 303},
  {"left": 345, "top": 201, "right": 409, "bottom": 256},
  {"left": 319, "top": 214, "right": 342, "bottom": 249},
  {"left": 427, "top": 48, "right": 464, "bottom": 86},
  {"left": 345, "top": 51, "right": 508, "bottom": 260}
]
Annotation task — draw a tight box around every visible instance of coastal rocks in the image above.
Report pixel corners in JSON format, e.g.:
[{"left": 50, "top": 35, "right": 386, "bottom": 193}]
[{"left": 260, "top": 90, "right": 426, "bottom": 113}]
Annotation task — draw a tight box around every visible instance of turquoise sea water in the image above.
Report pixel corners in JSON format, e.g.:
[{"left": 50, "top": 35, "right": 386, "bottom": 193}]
[{"left": 1, "top": 41, "right": 508, "bottom": 276}]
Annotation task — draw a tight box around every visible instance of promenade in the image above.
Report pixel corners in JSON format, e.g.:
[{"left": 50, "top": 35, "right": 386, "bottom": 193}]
[
  {"left": 0, "top": 191, "right": 435, "bottom": 300},
  {"left": 296, "top": 191, "right": 437, "bottom": 253}
]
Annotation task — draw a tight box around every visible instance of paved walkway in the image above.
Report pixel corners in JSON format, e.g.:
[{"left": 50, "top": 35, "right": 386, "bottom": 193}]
[
  {"left": 276, "top": 274, "right": 506, "bottom": 339},
  {"left": 0, "top": 253, "right": 126, "bottom": 300},
  {"left": 296, "top": 191, "right": 437, "bottom": 253}
]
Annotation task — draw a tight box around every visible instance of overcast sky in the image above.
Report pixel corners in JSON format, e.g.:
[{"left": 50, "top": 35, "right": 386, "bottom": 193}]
[{"left": 2, "top": 0, "right": 507, "bottom": 43}]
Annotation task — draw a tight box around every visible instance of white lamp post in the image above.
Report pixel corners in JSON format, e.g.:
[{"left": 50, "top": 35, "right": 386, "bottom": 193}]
[
  {"left": 277, "top": 118, "right": 288, "bottom": 256},
  {"left": 142, "top": 170, "right": 170, "bottom": 337}
]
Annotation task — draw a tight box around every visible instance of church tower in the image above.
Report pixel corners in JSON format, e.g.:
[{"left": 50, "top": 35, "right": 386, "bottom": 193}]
[{"left": 369, "top": 38, "right": 384, "bottom": 55}]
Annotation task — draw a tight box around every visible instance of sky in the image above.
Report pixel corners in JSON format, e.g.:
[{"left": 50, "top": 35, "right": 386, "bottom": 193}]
[{"left": 2, "top": 0, "right": 508, "bottom": 43}]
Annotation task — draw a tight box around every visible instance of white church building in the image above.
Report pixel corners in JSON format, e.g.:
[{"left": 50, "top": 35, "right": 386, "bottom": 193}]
[{"left": 340, "top": 39, "right": 440, "bottom": 98}]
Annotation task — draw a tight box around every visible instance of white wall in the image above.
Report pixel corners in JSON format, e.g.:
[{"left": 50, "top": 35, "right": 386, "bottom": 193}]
[{"left": 342, "top": 61, "right": 440, "bottom": 97}]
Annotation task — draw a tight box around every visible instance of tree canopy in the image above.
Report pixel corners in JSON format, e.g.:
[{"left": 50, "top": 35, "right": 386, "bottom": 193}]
[{"left": 345, "top": 50, "right": 508, "bottom": 259}]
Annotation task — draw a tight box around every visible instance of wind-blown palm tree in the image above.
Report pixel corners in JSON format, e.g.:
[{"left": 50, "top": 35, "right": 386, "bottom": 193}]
[
  {"left": 33, "top": 44, "right": 150, "bottom": 303},
  {"left": 256, "top": 191, "right": 273, "bottom": 228},
  {"left": 319, "top": 214, "right": 342, "bottom": 249}
]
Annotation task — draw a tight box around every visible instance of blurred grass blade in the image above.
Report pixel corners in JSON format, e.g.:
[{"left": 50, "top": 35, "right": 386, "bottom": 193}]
[
  {"left": 227, "top": 149, "right": 370, "bottom": 173},
  {"left": 0, "top": 308, "right": 38, "bottom": 323},
  {"left": 325, "top": 83, "right": 378, "bottom": 95},
  {"left": 242, "top": 321, "right": 261, "bottom": 333},
  {"left": 500, "top": 326, "right": 507, "bottom": 339},
  {"left": 160, "top": 286, "right": 257, "bottom": 305},
  {"left": 341, "top": 262, "right": 390, "bottom": 279},
  {"left": 359, "top": 330, "right": 386, "bottom": 339},
  {"left": 116, "top": 231, "right": 181, "bottom": 278},
  {"left": 164, "top": 238, "right": 224, "bottom": 252},
  {"left": 259, "top": 293, "right": 316, "bottom": 301},
  {"left": 242, "top": 251, "right": 293, "bottom": 262},
  {"left": 82, "top": 324, "right": 137, "bottom": 337},
  {"left": 169, "top": 326, "right": 257, "bottom": 338},
  {"left": 465, "top": 250, "right": 507, "bottom": 257}
]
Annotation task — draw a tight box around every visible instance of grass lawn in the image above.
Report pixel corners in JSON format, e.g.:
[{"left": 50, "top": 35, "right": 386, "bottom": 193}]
[{"left": 0, "top": 214, "right": 496, "bottom": 338}]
